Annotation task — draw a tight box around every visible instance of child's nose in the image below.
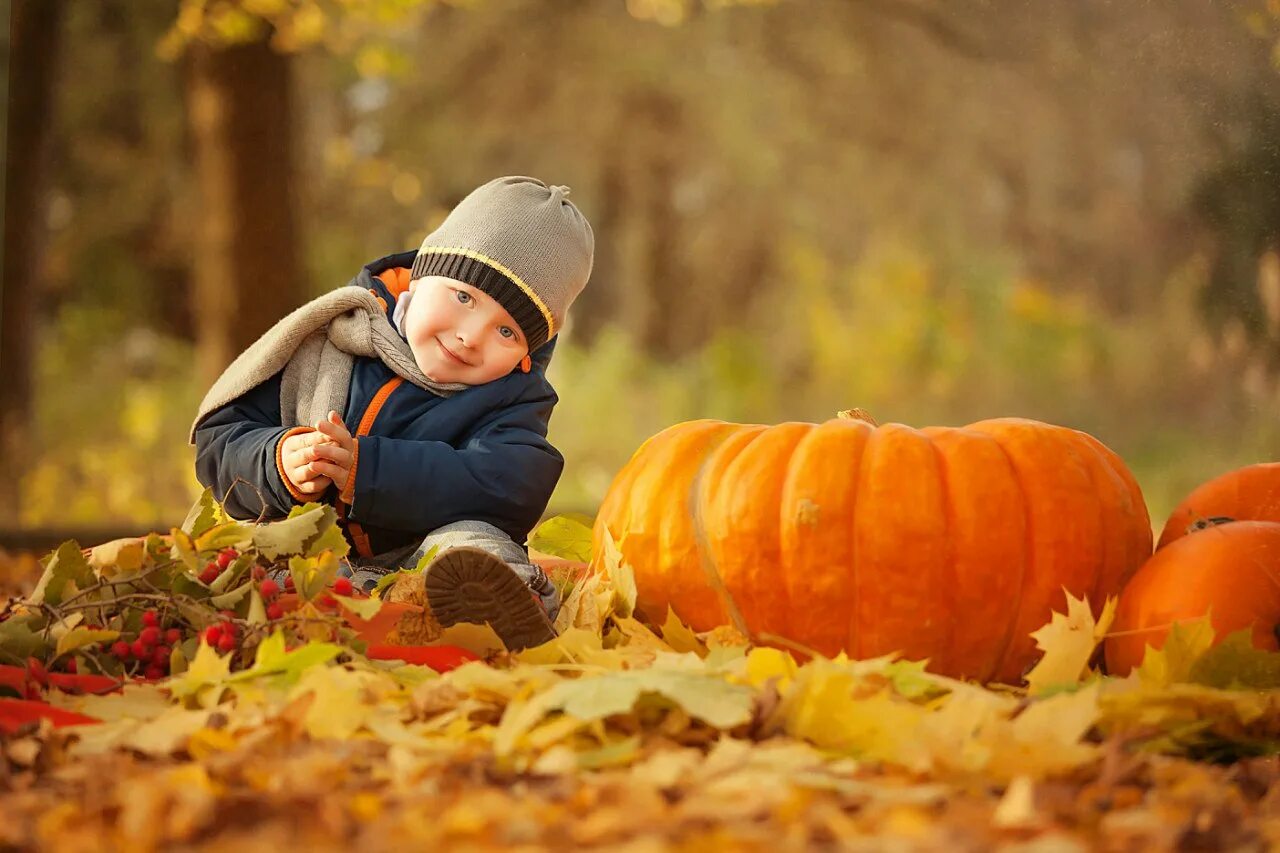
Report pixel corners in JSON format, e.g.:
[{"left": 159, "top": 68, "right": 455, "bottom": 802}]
[{"left": 455, "top": 321, "right": 480, "bottom": 347}]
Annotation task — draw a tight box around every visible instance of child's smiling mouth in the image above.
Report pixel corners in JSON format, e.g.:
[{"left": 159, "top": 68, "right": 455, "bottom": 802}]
[{"left": 436, "top": 338, "right": 473, "bottom": 366}]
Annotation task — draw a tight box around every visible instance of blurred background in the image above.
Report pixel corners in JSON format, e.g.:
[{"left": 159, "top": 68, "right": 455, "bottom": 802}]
[{"left": 2, "top": 0, "right": 1280, "bottom": 548}]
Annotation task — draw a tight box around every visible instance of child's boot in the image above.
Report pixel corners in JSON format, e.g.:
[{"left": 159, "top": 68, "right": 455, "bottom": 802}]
[{"left": 424, "top": 546, "right": 557, "bottom": 650}]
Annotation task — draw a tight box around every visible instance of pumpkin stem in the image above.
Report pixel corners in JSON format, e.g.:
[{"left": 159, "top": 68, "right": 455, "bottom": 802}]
[
  {"left": 837, "top": 408, "right": 879, "bottom": 426},
  {"left": 1185, "top": 515, "right": 1237, "bottom": 535}
]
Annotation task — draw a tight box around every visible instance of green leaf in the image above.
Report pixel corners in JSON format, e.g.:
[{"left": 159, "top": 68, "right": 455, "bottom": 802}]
[
  {"left": 207, "top": 561, "right": 241, "bottom": 594},
  {"left": 169, "top": 528, "right": 202, "bottom": 572},
  {"left": 883, "top": 659, "right": 950, "bottom": 700},
  {"left": 56, "top": 628, "right": 120, "bottom": 658},
  {"left": 209, "top": 582, "right": 252, "bottom": 610},
  {"left": 228, "top": 631, "right": 343, "bottom": 686},
  {"left": 528, "top": 514, "right": 594, "bottom": 563},
  {"left": 246, "top": 589, "right": 267, "bottom": 625},
  {"left": 305, "top": 519, "right": 351, "bottom": 558},
  {"left": 144, "top": 532, "right": 171, "bottom": 563},
  {"left": 167, "top": 642, "right": 234, "bottom": 707},
  {"left": 1189, "top": 630, "right": 1280, "bottom": 689},
  {"left": 253, "top": 504, "right": 329, "bottom": 560},
  {"left": 495, "top": 669, "right": 754, "bottom": 754},
  {"left": 194, "top": 521, "right": 253, "bottom": 553},
  {"left": 290, "top": 552, "right": 340, "bottom": 601},
  {"left": 370, "top": 545, "right": 439, "bottom": 598},
  {"left": 171, "top": 573, "right": 212, "bottom": 603},
  {"left": 334, "top": 594, "right": 383, "bottom": 620},
  {"left": 0, "top": 617, "right": 50, "bottom": 665},
  {"left": 181, "top": 488, "right": 223, "bottom": 538},
  {"left": 29, "top": 541, "right": 94, "bottom": 606},
  {"left": 1134, "top": 618, "right": 1216, "bottom": 686},
  {"left": 413, "top": 545, "right": 440, "bottom": 573}
]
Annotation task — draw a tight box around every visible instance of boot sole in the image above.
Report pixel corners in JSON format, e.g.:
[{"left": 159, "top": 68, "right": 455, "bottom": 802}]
[{"left": 424, "top": 546, "right": 556, "bottom": 651}]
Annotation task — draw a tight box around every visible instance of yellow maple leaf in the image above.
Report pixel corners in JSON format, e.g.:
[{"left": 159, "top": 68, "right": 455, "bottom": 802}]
[
  {"left": 1023, "top": 590, "right": 1116, "bottom": 695},
  {"left": 166, "top": 642, "right": 234, "bottom": 708},
  {"left": 744, "top": 647, "right": 799, "bottom": 690},
  {"left": 987, "top": 683, "right": 1101, "bottom": 780},
  {"left": 598, "top": 527, "right": 637, "bottom": 619},
  {"left": 660, "top": 607, "right": 708, "bottom": 657},
  {"left": 287, "top": 666, "right": 401, "bottom": 739},
  {"left": 1133, "top": 617, "right": 1216, "bottom": 687}
]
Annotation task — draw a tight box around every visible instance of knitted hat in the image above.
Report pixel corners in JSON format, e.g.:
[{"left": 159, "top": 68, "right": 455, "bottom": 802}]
[{"left": 410, "top": 176, "right": 594, "bottom": 351}]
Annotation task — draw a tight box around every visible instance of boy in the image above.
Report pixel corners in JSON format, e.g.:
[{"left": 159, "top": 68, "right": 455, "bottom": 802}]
[{"left": 190, "top": 176, "right": 593, "bottom": 650}]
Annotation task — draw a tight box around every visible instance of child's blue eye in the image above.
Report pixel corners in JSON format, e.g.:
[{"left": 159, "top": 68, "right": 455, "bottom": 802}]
[
  {"left": 455, "top": 291, "right": 471, "bottom": 304},
  {"left": 499, "top": 327, "right": 515, "bottom": 339}
]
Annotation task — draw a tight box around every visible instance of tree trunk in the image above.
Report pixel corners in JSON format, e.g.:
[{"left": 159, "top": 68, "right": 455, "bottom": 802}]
[
  {"left": 185, "top": 36, "right": 304, "bottom": 387},
  {"left": 1, "top": 0, "right": 65, "bottom": 515}
]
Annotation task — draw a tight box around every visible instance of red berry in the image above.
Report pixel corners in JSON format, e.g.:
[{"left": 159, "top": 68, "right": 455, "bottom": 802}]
[
  {"left": 332, "top": 577, "right": 353, "bottom": 597},
  {"left": 319, "top": 594, "right": 337, "bottom": 609},
  {"left": 165, "top": 628, "right": 182, "bottom": 645},
  {"left": 216, "top": 635, "right": 236, "bottom": 653},
  {"left": 251, "top": 565, "right": 267, "bottom": 581},
  {"left": 204, "top": 625, "right": 224, "bottom": 646},
  {"left": 199, "top": 565, "right": 219, "bottom": 585},
  {"left": 284, "top": 575, "right": 295, "bottom": 591},
  {"left": 130, "top": 640, "right": 147, "bottom": 659},
  {"left": 111, "top": 641, "right": 131, "bottom": 659},
  {"left": 142, "top": 610, "right": 159, "bottom": 628},
  {"left": 139, "top": 626, "right": 161, "bottom": 647},
  {"left": 259, "top": 579, "right": 280, "bottom": 600},
  {"left": 266, "top": 602, "right": 284, "bottom": 621},
  {"left": 65, "top": 658, "right": 77, "bottom": 674},
  {"left": 144, "top": 665, "right": 165, "bottom": 680},
  {"left": 216, "top": 547, "right": 238, "bottom": 569},
  {"left": 151, "top": 646, "right": 171, "bottom": 667}
]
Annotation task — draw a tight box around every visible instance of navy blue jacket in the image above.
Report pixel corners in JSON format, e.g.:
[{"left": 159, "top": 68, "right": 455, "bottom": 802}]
[{"left": 193, "top": 252, "right": 564, "bottom": 557}]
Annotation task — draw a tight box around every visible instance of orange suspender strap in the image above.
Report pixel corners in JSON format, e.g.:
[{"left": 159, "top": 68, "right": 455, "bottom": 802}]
[{"left": 341, "top": 376, "right": 404, "bottom": 559}]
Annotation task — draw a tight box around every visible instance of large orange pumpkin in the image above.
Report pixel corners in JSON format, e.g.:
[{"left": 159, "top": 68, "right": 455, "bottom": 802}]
[
  {"left": 1157, "top": 463, "right": 1280, "bottom": 550},
  {"left": 593, "top": 412, "right": 1152, "bottom": 683},
  {"left": 1106, "top": 520, "right": 1280, "bottom": 676}
]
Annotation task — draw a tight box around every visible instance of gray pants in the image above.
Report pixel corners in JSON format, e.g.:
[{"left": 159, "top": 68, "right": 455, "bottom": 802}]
[{"left": 346, "top": 520, "right": 559, "bottom": 620}]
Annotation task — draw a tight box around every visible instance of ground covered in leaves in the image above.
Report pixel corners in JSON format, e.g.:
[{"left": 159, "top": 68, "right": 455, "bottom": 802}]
[{"left": 1, "top": 502, "right": 1279, "bottom": 851}]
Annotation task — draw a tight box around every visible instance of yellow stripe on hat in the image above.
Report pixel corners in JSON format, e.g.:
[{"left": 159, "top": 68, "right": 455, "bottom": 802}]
[{"left": 417, "top": 246, "right": 556, "bottom": 337}]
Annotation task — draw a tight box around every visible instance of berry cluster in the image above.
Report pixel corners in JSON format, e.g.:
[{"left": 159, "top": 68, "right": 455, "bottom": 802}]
[
  {"left": 202, "top": 609, "right": 241, "bottom": 653},
  {"left": 106, "top": 609, "right": 184, "bottom": 680},
  {"left": 259, "top": 575, "right": 284, "bottom": 621},
  {"left": 198, "top": 547, "right": 241, "bottom": 585}
]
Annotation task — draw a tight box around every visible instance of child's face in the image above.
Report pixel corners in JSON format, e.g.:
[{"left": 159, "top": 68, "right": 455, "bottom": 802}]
[{"left": 404, "top": 276, "right": 530, "bottom": 384}]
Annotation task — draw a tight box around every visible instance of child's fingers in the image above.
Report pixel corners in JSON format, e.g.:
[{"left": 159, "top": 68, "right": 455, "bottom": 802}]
[
  {"left": 315, "top": 415, "right": 353, "bottom": 446},
  {"left": 288, "top": 461, "right": 320, "bottom": 485},
  {"left": 295, "top": 474, "right": 332, "bottom": 494},
  {"left": 311, "top": 442, "right": 353, "bottom": 468},
  {"left": 309, "top": 458, "right": 349, "bottom": 487}
]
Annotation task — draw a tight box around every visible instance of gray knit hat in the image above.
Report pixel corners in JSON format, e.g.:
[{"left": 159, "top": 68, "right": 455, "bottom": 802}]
[{"left": 410, "top": 176, "right": 594, "bottom": 351}]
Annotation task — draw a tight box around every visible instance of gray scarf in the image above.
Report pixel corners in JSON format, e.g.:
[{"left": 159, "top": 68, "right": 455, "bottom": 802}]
[{"left": 190, "top": 286, "right": 467, "bottom": 443}]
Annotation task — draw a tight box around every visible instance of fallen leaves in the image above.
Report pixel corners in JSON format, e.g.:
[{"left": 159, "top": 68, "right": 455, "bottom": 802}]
[{"left": 1, "top": 509, "right": 1280, "bottom": 849}]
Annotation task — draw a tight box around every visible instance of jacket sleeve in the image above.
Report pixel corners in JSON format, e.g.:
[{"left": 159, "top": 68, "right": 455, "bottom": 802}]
[
  {"left": 193, "top": 372, "right": 313, "bottom": 521},
  {"left": 344, "top": 392, "right": 564, "bottom": 544}
]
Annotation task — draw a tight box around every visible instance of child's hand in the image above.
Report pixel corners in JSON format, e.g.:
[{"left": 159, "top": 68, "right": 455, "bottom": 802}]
[
  {"left": 280, "top": 431, "right": 334, "bottom": 501},
  {"left": 309, "top": 410, "right": 357, "bottom": 495}
]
